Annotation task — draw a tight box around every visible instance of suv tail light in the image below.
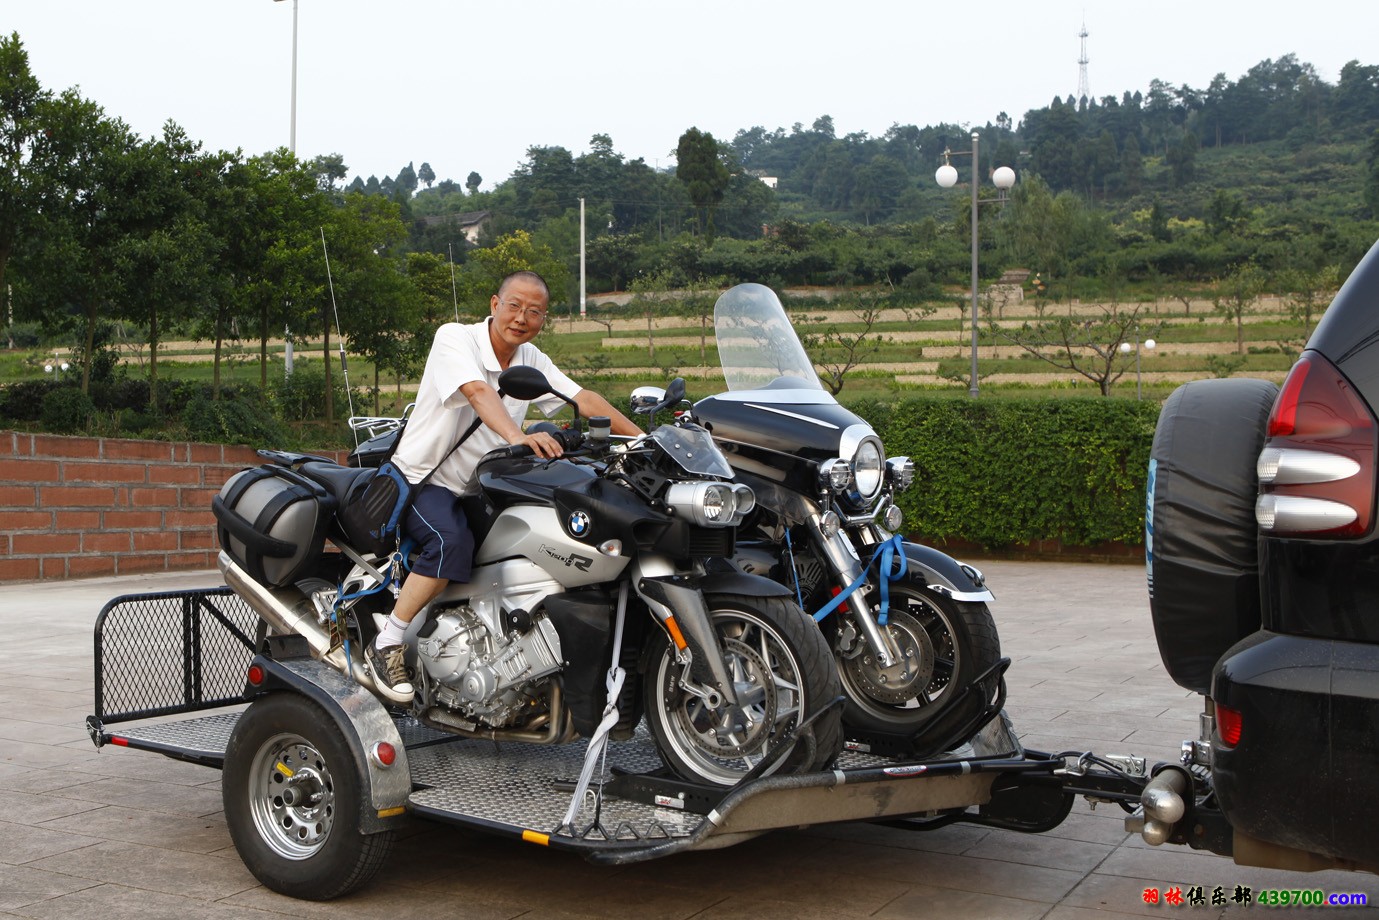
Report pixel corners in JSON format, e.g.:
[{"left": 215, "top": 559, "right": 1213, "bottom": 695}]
[{"left": 1257, "top": 352, "right": 1377, "bottom": 538}]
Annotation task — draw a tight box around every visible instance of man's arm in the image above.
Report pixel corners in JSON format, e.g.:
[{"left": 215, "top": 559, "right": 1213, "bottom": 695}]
[
  {"left": 574, "top": 388, "right": 642, "bottom": 437},
  {"left": 457, "top": 380, "right": 565, "bottom": 458}
]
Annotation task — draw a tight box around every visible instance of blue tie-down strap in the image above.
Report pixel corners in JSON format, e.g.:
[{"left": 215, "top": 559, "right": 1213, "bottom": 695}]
[
  {"left": 811, "top": 533, "right": 908, "bottom": 626},
  {"left": 329, "top": 539, "right": 416, "bottom": 665}
]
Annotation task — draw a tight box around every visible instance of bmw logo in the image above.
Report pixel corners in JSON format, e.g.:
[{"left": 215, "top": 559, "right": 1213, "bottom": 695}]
[{"left": 567, "top": 510, "right": 591, "bottom": 537}]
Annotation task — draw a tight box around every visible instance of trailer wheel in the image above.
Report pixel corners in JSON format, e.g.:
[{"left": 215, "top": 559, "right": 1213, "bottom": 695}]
[
  {"left": 223, "top": 693, "right": 393, "bottom": 900},
  {"left": 1147, "top": 378, "right": 1278, "bottom": 695}
]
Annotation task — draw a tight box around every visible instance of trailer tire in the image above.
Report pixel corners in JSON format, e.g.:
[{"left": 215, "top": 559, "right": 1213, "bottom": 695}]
[
  {"left": 1147, "top": 378, "right": 1277, "bottom": 695},
  {"left": 223, "top": 693, "right": 393, "bottom": 900}
]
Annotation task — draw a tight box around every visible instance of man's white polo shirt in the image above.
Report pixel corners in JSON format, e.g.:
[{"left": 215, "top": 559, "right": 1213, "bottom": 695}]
[{"left": 391, "top": 319, "right": 580, "bottom": 496}]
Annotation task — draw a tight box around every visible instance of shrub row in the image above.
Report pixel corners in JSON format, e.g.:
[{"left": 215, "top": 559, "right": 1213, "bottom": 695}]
[{"left": 851, "top": 396, "right": 1160, "bottom": 549}]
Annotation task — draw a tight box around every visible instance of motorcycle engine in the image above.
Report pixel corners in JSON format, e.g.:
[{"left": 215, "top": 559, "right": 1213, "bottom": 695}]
[{"left": 415, "top": 599, "right": 564, "bottom": 728}]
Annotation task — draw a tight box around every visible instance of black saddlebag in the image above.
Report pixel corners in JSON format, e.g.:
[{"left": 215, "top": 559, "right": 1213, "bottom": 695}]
[{"left": 212, "top": 465, "right": 337, "bottom": 587}]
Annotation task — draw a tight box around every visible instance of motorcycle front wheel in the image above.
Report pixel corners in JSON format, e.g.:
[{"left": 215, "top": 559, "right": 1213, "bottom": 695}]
[
  {"left": 643, "top": 593, "right": 843, "bottom": 786},
  {"left": 836, "top": 584, "right": 1000, "bottom": 750}
]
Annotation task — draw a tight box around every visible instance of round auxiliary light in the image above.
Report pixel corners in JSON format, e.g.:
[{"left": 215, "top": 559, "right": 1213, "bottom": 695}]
[
  {"left": 886, "top": 456, "right": 916, "bottom": 491},
  {"left": 820, "top": 458, "right": 851, "bottom": 492},
  {"left": 883, "top": 505, "right": 904, "bottom": 531},
  {"left": 819, "top": 510, "right": 842, "bottom": 537}
]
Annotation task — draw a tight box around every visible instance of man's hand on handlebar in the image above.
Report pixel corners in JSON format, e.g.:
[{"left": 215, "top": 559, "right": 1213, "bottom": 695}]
[{"left": 514, "top": 426, "right": 583, "bottom": 459}]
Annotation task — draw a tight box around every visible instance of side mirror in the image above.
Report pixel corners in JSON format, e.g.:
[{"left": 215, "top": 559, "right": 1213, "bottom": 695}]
[
  {"left": 631, "top": 386, "right": 666, "bottom": 414},
  {"left": 499, "top": 366, "right": 552, "bottom": 400}
]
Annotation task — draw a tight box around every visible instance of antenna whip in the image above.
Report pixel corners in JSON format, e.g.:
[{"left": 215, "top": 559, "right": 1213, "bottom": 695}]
[{"left": 320, "top": 227, "right": 359, "bottom": 444}]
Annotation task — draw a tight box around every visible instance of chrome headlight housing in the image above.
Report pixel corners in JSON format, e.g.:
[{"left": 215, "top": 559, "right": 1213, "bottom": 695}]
[
  {"left": 851, "top": 438, "right": 884, "bottom": 501},
  {"left": 665, "top": 481, "right": 755, "bottom": 527}
]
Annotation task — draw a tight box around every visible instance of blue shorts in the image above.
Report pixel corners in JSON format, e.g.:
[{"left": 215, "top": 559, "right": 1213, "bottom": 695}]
[{"left": 404, "top": 484, "right": 475, "bottom": 582}]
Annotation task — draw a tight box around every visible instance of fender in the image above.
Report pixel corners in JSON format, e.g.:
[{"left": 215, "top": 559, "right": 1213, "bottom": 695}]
[
  {"left": 248, "top": 654, "right": 411, "bottom": 833},
  {"left": 636, "top": 576, "right": 742, "bottom": 706},
  {"left": 878, "top": 541, "right": 995, "bottom": 603},
  {"left": 693, "top": 569, "right": 795, "bottom": 600}
]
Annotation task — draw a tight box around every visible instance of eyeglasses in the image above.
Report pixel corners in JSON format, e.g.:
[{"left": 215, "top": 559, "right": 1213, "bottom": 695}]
[{"left": 497, "top": 299, "right": 547, "bottom": 324}]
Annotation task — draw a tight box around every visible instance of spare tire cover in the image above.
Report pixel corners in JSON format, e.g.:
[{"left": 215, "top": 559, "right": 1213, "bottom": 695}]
[{"left": 1147, "top": 378, "right": 1279, "bottom": 694}]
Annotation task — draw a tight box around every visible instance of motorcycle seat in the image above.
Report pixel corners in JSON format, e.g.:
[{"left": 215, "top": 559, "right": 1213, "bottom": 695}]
[{"left": 298, "top": 461, "right": 376, "bottom": 504}]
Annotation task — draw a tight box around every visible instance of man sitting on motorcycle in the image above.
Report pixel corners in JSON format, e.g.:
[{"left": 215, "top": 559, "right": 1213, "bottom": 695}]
[{"left": 365, "top": 270, "right": 641, "bottom": 703}]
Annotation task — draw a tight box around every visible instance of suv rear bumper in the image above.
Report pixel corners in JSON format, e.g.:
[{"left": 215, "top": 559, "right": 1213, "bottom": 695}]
[{"left": 1212, "top": 630, "right": 1379, "bottom": 866}]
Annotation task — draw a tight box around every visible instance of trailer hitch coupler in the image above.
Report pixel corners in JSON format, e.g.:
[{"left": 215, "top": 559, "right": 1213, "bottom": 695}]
[{"left": 1128, "top": 765, "right": 1191, "bottom": 844}]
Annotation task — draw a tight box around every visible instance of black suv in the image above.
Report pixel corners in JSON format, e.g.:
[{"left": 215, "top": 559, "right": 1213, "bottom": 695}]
[{"left": 1147, "top": 239, "right": 1379, "bottom": 873}]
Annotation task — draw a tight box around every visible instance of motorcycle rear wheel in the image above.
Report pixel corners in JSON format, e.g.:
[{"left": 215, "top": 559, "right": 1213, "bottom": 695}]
[
  {"left": 836, "top": 584, "right": 1000, "bottom": 751},
  {"left": 643, "top": 593, "right": 842, "bottom": 786}
]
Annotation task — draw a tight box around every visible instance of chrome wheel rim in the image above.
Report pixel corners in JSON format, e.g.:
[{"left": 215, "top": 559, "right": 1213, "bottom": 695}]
[{"left": 248, "top": 732, "right": 337, "bottom": 860}]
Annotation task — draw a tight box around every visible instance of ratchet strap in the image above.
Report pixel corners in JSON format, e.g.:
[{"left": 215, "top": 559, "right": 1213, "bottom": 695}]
[{"left": 810, "top": 533, "right": 908, "bottom": 626}]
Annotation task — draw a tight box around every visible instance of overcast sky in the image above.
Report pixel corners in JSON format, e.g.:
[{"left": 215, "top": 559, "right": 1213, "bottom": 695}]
[{"left": 9, "top": 1, "right": 1376, "bottom": 190}]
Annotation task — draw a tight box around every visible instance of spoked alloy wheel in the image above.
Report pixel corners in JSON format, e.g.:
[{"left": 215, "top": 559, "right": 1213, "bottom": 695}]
[
  {"left": 223, "top": 693, "right": 393, "bottom": 900},
  {"left": 644, "top": 593, "right": 841, "bottom": 787},
  {"left": 836, "top": 584, "right": 1000, "bottom": 738}
]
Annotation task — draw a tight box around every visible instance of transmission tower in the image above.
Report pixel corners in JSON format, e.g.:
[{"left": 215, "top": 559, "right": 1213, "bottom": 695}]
[{"left": 1077, "top": 19, "right": 1091, "bottom": 102}]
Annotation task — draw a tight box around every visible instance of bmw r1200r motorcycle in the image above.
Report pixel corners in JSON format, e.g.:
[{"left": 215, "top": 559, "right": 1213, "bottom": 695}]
[
  {"left": 682, "top": 284, "right": 1002, "bottom": 757},
  {"left": 213, "top": 365, "right": 843, "bottom": 788}
]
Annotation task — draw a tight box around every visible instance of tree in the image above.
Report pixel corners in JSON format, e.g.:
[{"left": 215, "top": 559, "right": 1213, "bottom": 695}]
[
  {"left": 417, "top": 162, "right": 436, "bottom": 189},
  {"left": 19, "top": 91, "right": 144, "bottom": 394},
  {"left": 466, "top": 171, "right": 482, "bottom": 195},
  {"left": 1213, "top": 263, "right": 1267, "bottom": 355},
  {"left": 994, "top": 300, "right": 1158, "bottom": 396},
  {"left": 1279, "top": 264, "right": 1339, "bottom": 337},
  {"left": 1366, "top": 128, "right": 1379, "bottom": 219},
  {"left": 317, "top": 191, "right": 411, "bottom": 422},
  {"left": 114, "top": 124, "right": 227, "bottom": 408},
  {"left": 0, "top": 32, "right": 48, "bottom": 342},
  {"left": 457, "top": 229, "right": 566, "bottom": 313},
  {"left": 675, "top": 127, "right": 730, "bottom": 243},
  {"left": 797, "top": 290, "right": 889, "bottom": 395}
]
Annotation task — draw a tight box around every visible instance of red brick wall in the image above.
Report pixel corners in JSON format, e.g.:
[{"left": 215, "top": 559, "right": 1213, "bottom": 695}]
[{"left": 0, "top": 431, "right": 302, "bottom": 582}]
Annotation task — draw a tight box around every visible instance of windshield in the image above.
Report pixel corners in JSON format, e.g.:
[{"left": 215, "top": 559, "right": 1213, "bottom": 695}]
[
  {"left": 648, "top": 424, "right": 734, "bottom": 478},
  {"left": 713, "top": 283, "right": 824, "bottom": 392}
]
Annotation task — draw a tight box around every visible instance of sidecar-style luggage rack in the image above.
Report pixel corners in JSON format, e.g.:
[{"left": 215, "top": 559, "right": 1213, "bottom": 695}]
[{"left": 87, "top": 587, "right": 1079, "bottom": 862}]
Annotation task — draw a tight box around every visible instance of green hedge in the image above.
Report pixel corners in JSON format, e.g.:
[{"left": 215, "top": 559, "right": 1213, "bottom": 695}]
[{"left": 851, "top": 397, "right": 1160, "bottom": 549}]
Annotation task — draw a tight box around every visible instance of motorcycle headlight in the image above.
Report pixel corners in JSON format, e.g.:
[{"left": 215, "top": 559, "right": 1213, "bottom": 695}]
[
  {"left": 886, "top": 456, "right": 916, "bottom": 492},
  {"left": 819, "top": 458, "right": 852, "bottom": 492},
  {"left": 665, "top": 481, "right": 745, "bottom": 527},
  {"left": 852, "top": 439, "right": 883, "bottom": 500}
]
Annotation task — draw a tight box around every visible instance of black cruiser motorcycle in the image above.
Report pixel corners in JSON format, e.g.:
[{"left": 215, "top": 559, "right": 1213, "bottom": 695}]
[
  {"left": 684, "top": 284, "right": 1001, "bottom": 756},
  {"left": 213, "top": 365, "right": 843, "bottom": 789}
]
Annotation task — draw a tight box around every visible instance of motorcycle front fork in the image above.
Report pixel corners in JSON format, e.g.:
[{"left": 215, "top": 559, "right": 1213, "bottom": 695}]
[{"left": 805, "top": 515, "right": 904, "bottom": 668}]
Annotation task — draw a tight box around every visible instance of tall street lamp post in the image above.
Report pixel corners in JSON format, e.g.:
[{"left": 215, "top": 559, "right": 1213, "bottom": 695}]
[
  {"left": 273, "top": 0, "right": 298, "bottom": 154},
  {"left": 1119, "top": 330, "right": 1156, "bottom": 400},
  {"left": 935, "top": 133, "right": 1015, "bottom": 397}
]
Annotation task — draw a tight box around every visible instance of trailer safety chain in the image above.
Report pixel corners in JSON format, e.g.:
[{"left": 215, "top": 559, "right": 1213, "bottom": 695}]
[{"left": 811, "top": 533, "right": 907, "bottom": 625}]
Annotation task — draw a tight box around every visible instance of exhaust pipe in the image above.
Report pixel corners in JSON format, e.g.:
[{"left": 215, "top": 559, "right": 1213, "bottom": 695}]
[
  {"left": 1125, "top": 765, "right": 1191, "bottom": 846},
  {"left": 218, "top": 551, "right": 381, "bottom": 694}
]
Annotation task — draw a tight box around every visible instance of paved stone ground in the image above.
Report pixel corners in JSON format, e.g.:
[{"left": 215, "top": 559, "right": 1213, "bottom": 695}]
[{"left": 1, "top": 562, "right": 1375, "bottom": 918}]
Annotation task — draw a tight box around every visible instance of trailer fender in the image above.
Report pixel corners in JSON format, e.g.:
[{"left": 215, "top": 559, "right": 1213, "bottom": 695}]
[{"left": 247, "top": 654, "right": 411, "bottom": 833}]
